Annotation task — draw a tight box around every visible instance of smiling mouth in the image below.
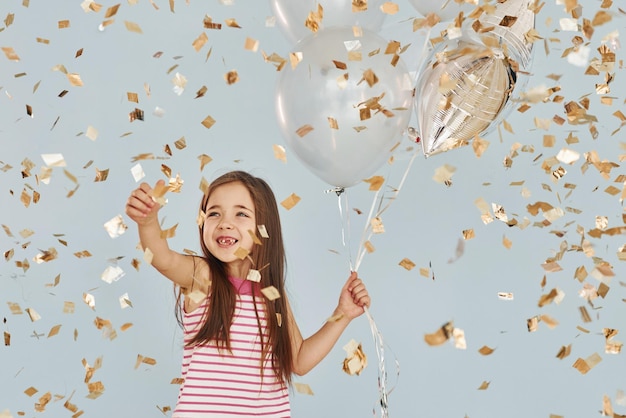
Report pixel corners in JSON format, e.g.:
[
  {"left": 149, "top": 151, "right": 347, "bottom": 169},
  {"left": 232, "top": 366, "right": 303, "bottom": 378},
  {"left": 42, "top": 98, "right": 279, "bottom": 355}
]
[{"left": 217, "top": 237, "right": 237, "bottom": 246}]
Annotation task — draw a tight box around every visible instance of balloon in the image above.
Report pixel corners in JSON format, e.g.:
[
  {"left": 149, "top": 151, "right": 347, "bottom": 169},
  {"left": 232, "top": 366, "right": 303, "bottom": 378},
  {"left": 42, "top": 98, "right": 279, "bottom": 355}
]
[
  {"left": 415, "top": 0, "right": 535, "bottom": 157},
  {"left": 407, "top": 0, "right": 474, "bottom": 22},
  {"left": 275, "top": 27, "right": 414, "bottom": 188},
  {"left": 415, "top": 36, "right": 515, "bottom": 157},
  {"left": 270, "top": 0, "right": 388, "bottom": 45},
  {"left": 477, "top": 0, "right": 535, "bottom": 68}
]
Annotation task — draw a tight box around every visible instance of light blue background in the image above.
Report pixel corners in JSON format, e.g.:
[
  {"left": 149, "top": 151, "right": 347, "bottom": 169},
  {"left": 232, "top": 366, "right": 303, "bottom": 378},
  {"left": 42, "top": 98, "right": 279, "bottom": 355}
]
[{"left": 1, "top": 1, "right": 625, "bottom": 417}]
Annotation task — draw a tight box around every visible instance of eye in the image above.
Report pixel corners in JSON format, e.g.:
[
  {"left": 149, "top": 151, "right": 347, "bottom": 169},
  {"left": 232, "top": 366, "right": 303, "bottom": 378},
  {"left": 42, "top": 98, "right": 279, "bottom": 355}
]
[
  {"left": 207, "top": 211, "right": 219, "bottom": 217},
  {"left": 236, "top": 211, "right": 250, "bottom": 217}
]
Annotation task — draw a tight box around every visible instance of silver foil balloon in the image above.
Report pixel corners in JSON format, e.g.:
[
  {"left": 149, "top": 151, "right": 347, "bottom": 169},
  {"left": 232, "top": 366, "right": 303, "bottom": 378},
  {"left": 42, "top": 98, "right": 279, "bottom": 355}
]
[
  {"left": 477, "top": 0, "right": 536, "bottom": 68},
  {"left": 416, "top": 37, "right": 517, "bottom": 156},
  {"left": 415, "top": 0, "right": 536, "bottom": 157}
]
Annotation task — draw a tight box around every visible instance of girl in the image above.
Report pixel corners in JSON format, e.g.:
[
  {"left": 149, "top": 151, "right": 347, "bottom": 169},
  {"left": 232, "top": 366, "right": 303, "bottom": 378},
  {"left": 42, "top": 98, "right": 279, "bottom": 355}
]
[{"left": 125, "top": 170, "right": 370, "bottom": 418}]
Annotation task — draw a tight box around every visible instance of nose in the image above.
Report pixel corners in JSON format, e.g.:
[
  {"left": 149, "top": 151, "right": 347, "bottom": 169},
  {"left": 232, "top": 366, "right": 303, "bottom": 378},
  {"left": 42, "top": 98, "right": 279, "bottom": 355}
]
[{"left": 218, "top": 217, "right": 233, "bottom": 229}]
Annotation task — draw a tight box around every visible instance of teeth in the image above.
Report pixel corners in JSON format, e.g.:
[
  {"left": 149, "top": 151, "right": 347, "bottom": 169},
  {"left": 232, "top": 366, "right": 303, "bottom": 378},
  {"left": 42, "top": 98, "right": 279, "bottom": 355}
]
[{"left": 218, "top": 237, "right": 237, "bottom": 245}]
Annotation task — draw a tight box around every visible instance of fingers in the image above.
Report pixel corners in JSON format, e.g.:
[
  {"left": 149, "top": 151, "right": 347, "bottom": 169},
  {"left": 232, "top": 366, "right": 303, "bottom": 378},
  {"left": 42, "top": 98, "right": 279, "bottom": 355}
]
[
  {"left": 346, "top": 275, "right": 371, "bottom": 308},
  {"left": 125, "top": 181, "right": 158, "bottom": 219}
]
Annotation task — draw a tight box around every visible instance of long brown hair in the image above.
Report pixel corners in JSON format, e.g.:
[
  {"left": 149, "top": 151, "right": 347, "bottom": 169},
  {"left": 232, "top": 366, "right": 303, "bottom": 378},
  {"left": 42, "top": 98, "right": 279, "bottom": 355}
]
[{"left": 175, "top": 170, "right": 294, "bottom": 385}]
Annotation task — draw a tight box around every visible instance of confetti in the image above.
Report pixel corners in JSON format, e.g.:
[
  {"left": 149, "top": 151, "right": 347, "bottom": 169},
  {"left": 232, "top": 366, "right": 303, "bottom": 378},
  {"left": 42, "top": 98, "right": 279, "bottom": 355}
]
[
  {"left": 261, "top": 286, "right": 280, "bottom": 301},
  {"left": 131, "top": 163, "right": 145, "bottom": 182},
  {"left": 103, "top": 215, "right": 127, "bottom": 238},
  {"left": 342, "top": 339, "right": 367, "bottom": 376},
  {"left": 572, "top": 352, "right": 602, "bottom": 375},
  {"left": 201, "top": 115, "right": 216, "bottom": 129},
  {"left": 280, "top": 193, "right": 301, "bottom": 210},
  {"left": 398, "top": 258, "right": 415, "bottom": 271},
  {"left": 101, "top": 265, "right": 125, "bottom": 284},
  {"left": 294, "top": 382, "right": 314, "bottom": 395},
  {"left": 246, "top": 269, "right": 261, "bottom": 283}
]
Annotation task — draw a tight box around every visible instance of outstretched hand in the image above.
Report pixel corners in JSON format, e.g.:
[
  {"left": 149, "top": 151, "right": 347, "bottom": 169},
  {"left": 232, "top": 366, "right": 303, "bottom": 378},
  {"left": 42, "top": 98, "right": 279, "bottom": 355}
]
[
  {"left": 336, "top": 271, "right": 371, "bottom": 321},
  {"left": 125, "top": 180, "right": 165, "bottom": 225}
]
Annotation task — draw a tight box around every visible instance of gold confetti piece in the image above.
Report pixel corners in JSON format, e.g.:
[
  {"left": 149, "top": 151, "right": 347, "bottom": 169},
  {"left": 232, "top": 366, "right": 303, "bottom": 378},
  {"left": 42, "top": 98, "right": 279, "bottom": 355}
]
[
  {"left": 124, "top": 20, "right": 142, "bottom": 33},
  {"left": 364, "top": 241, "right": 375, "bottom": 253},
  {"left": 224, "top": 70, "right": 239, "bottom": 85},
  {"left": 527, "top": 316, "right": 540, "bottom": 332},
  {"left": 399, "top": 258, "right": 415, "bottom": 271},
  {"left": 381, "top": 2, "right": 398, "bottom": 14},
  {"left": 363, "top": 175, "right": 384, "bottom": 191},
  {"left": 247, "top": 229, "right": 262, "bottom": 246},
  {"left": 127, "top": 92, "right": 138, "bottom": 103},
  {"left": 171, "top": 378, "right": 184, "bottom": 385},
  {"left": 370, "top": 217, "right": 384, "bottom": 234},
  {"left": 225, "top": 18, "right": 241, "bottom": 28},
  {"left": 327, "top": 116, "right": 339, "bottom": 130},
  {"left": 342, "top": 339, "right": 367, "bottom": 375},
  {"left": 280, "top": 193, "right": 300, "bottom": 210},
  {"left": 424, "top": 321, "right": 454, "bottom": 346},
  {"left": 462, "top": 229, "right": 475, "bottom": 240},
  {"left": 63, "top": 301, "right": 75, "bottom": 314},
  {"left": 159, "top": 223, "right": 178, "bottom": 239},
  {"left": 187, "top": 289, "right": 207, "bottom": 305},
  {"left": 233, "top": 246, "right": 250, "bottom": 260},
  {"left": 327, "top": 312, "right": 344, "bottom": 323},
  {"left": 58, "top": 19, "right": 70, "bottom": 28},
  {"left": 556, "top": 344, "right": 571, "bottom": 360},
  {"left": 101, "top": 265, "right": 124, "bottom": 284},
  {"left": 257, "top": 224, "right": 269, "bottom": 238},
  {"left": 272, "top": 144, "right": 286, "bottom": 163},
  {"left": 103, "top": 214, "right": 127, "bottom": 238},
  {"left": 174, "top": 137, "right": 186, "bottom": 150},
  {"left": 47, "top": 324, "right": 61, "bottom": 338},
  {"left": 120, "top": 323, "right": 133, "bottom": 332},
  {"left": 477, "top": 381, "right": 491, "bottom": 390},
  {"left": 26, "top": 308, "right": 41, "bottom": 322},
  {"left": 433, "top": 164, "right": 456, "bottom": 184},
  {"left": 201, "top": 115, "right": 216, "bottom": 129},
  {"left": 7, "top": 302, "right": 23, "bottom": 315},
  {"left": 1, "top": 46, "right": 20, "bottom": 61},
  {"left": 67, "top": 73, "right": 83, "bottom": 87},
  {"left": 478, "top": 345, "right": 495, "bottom": 356},
  {"left": 261, "top": 285, "right": 280, "bottom": 301},
  {"left": 502, "top": 235, "right": 512, "bottom": 249},
  {"left": 24, "top": 387, "right": 38, "bottom": 397},
  {"left": 20, "top": 189, "right": 31, "bottom": 208},
  {"left": 41, "top": 153, "right": 66, "bottom": 167},
  {"left": 168, "top": 173, "right": 184, "bottom": 193},
  {"left": 294, "top": 382, "right": 314, "bottom": 395},
  {"left": 244, "top": 37, "right": 259, "bottom": 52},
  {"left": 192, "top": 32, "right": 208, "bottom": 52},
  {"left": 128, "top": 108, "right": 144, "bottom": 122},
  {"left": 3, "top": 331, "right": 10, "bottom": 346},
  {"left": 296, "top": 124, "right": 314, "bottom": 137},
  {"left": 540, "top": 314, "right": 559, "bottom": 329},
  {"left": 197, "top": 154, "right": 212, "bottom": 171},
  {"left": 119, "top": 293, "right": 132, "bottom": 309},
  {"left": 452, "top": 327, "right": 466, "bottom": 349},
  {"left": 498, "top": 292, "right": 514, "bottom": 300},
  {"left": 246, "top": 269, "right": 261, "bottom": 283},
  {"left": 572, "top": 352, "right": 602, "bottom": 375}
]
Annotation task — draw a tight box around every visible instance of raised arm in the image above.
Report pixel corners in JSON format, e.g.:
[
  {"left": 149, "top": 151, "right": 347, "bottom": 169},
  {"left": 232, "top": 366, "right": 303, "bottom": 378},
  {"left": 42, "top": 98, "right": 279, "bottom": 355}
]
[
  {"left": 125, "top": 180, "right": 200, "bottom": 288},
  {"left": 287, "top": 271, "right": 370, "bottom": 376}
]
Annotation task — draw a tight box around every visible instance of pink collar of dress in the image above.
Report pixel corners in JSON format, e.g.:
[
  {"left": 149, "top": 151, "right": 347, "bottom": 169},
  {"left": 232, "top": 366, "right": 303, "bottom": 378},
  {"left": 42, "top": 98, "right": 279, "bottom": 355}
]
[{"left": 228, "top": 276, "right": 258, "bottom": 296}]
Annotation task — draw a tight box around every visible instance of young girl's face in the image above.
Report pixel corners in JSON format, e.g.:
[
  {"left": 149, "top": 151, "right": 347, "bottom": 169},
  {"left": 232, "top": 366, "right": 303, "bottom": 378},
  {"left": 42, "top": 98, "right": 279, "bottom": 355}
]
[{"left": 202, "top": 181, "right": 257, "bottom": 276}]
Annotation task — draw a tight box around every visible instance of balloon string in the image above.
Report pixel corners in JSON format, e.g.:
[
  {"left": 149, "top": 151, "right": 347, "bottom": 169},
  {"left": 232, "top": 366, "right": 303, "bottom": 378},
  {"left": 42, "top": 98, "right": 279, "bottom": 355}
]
[
  {"left": 412, "top": 25, "right": 433, "bottom": 88},
  {"left": 355, "top": 147, "right": 420, "bottom": 270},
  {"left": 336, "top": 191, "right": 396, "bottom": 418}
]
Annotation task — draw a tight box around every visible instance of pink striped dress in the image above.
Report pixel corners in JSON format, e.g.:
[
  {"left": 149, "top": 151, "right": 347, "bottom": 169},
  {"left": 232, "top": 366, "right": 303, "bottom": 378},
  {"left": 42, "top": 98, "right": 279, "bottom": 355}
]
[{"left": 173, "top": 276, "right": 291, "bottom": 418}]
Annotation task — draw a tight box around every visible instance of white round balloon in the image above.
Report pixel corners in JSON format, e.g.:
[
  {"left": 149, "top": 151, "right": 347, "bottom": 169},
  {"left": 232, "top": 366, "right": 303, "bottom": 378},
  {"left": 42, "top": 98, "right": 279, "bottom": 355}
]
[
  {"left": 407, "top": 0, "right": 474, "bottom": 22},
  {"left": 270, "top": 0, "right": 388, "bottom": 45},
  {"left": 275, "top": 27, "right": 414, "bottom": 187}
]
